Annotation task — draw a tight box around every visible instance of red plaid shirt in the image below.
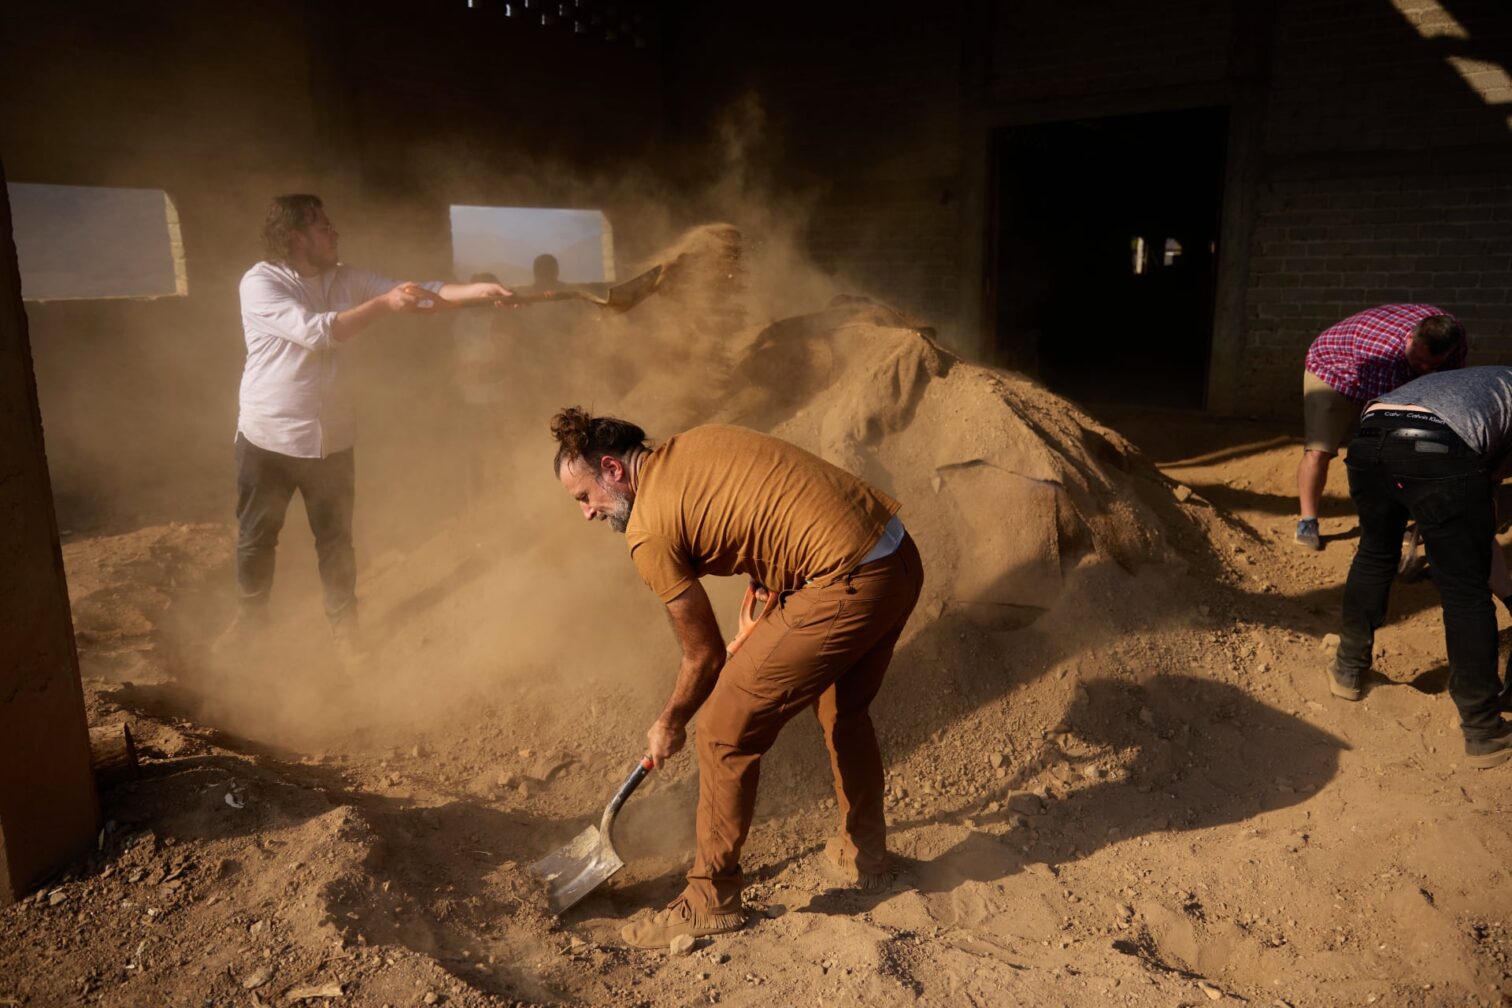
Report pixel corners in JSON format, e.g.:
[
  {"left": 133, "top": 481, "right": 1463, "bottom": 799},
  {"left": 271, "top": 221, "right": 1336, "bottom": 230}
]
[{"left": 1305, "top": 304, "right": 1466, "bottom": 402}]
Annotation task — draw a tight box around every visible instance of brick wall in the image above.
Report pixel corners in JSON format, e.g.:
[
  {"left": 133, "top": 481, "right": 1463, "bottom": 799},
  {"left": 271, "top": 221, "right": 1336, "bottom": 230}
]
[
  {"left": 1268, "top": 0, "right": 1511, "bottom": 155},
  {"left": 1243, "top": 173, "right": 1512, "bottom": 409},
  {"left": 1232, "top": 0, "right": 1512, "bottom": 414},
  {"left": 986, "top": 0, "right": 1235, "bottom": 103},
  {"left": 670, "top": 4, "right": 968, "bottom": 342},
  {"left": 804, "top": 182, "right": 964, "bottom": 328}
]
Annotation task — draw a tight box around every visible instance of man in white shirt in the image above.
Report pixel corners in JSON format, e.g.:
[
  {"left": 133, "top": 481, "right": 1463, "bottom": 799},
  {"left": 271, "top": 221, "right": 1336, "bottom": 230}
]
[{"left": 229, "top": 194, "right": 510, "bottom": 656}]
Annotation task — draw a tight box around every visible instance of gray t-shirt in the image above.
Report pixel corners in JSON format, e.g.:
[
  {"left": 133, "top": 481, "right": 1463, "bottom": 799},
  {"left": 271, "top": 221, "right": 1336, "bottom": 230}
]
[{"left": 1372, "top": 366, "right": 1512, "bottom": 477}]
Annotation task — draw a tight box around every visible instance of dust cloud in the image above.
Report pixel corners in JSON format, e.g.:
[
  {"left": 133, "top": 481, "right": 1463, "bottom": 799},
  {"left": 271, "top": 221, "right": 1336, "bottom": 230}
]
[
  {"left": 45, "top": 101, "right": 1182, "bottom": 759},
  {"left": 120, "top": 108, "right": 861, "bottom": 749}
]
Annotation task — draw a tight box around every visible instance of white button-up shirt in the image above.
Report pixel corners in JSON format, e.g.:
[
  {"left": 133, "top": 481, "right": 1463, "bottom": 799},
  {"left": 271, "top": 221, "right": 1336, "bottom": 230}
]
[{"left": 236, "top": 261, "right": 442, "bottom": 458}]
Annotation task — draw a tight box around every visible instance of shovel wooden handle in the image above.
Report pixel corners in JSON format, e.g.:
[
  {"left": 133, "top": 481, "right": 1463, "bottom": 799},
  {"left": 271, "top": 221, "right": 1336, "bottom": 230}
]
[{"left": 450, "top": 290, "right": 601, "bottom": 308}]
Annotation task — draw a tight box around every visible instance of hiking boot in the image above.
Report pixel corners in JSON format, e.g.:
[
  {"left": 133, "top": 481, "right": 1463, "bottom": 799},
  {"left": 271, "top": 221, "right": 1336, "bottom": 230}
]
[
  {"left": 1464, "top": 723, "right": 1512, "bottom": 770},
  {"left": 1325, "top": 661, "right": 1363, "bottom": 702},
  {"left": 1294, "top": 518, "right": 1321, "bottom": 551},
  {"left": 619, "top": 895, "right": 746, "bottom": 950}
]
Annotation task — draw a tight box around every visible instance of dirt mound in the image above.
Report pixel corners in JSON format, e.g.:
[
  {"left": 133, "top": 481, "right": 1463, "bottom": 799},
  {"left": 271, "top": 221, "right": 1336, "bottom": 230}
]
[{"left": 614, "top": 300, "right": 1199, "bottom": 627}]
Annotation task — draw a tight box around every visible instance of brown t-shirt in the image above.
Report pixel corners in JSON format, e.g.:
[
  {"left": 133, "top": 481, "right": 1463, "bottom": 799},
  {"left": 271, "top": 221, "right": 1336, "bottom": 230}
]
[{"left": 626, "top": 424, "right": 901, "bottom": 603}]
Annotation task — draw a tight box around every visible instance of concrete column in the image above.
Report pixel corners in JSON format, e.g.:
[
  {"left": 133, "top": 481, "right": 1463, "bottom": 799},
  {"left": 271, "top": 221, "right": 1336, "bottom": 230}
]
[
  {"left": 0, "top": 159, "right": 99, "bottom": 904},
  {"left": 1205, "top": 0, "right": 1278, "bottom": 413}
]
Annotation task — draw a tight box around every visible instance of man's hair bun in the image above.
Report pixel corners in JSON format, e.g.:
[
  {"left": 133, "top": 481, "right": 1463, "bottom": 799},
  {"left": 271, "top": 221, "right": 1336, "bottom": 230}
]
[
  {"left": 550, "top": 407, "right": 648, "bottom": 474},
  {"left": 550, "top": 406, "right": 594, "bottom": 459}
]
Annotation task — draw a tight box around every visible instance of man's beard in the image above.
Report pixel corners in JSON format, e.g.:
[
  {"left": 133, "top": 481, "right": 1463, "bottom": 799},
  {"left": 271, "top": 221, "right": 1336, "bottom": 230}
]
[{"left": 602, "top": 483, "right": 634, "bottom": 534}]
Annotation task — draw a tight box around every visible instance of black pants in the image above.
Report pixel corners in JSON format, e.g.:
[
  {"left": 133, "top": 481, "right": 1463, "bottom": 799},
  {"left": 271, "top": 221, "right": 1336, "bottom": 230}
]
[
  {"left": 1341, "top": 417, "right": 1502, "bottom": 740},
  {"left": 234, "top": 433, "right": 357, "bottom": 631}
]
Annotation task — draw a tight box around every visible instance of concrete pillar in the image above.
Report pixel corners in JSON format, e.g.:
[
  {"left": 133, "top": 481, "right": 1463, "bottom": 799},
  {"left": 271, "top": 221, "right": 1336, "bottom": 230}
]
[{"left": 0, "top": 159, "right": 99, "bottom": 904}]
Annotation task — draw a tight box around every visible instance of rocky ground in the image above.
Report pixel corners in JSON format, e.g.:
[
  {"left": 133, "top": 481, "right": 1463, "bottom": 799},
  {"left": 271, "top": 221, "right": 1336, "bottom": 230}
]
[{"left": 3, "top": 410, "right": 1510, "bottom": 1008}]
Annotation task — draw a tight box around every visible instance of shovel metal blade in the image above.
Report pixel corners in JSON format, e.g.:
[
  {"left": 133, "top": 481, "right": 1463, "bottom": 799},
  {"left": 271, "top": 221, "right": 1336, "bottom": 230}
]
[
  {"left": 528, "top": 823, "right": 625, "bottom": 915},
  {"left": 602, "top": 264, "right": 662, "bottom": 311}
]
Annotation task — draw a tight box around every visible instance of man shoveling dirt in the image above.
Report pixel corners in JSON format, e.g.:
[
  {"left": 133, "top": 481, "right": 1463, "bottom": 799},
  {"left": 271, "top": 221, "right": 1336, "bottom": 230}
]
[
  {"left": 551, "top": 408, "right": 923, "bottom": 947},
  {"left": 222, "top": 194, "right": 512, "bottom": 661},
  {"left": 1331, "top": 365, "right": 1512, "bottom": 768}
]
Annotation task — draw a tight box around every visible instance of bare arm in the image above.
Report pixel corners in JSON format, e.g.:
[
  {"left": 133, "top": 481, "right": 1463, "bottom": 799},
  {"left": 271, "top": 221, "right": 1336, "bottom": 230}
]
[
  {"left": 437, "top": 280, "right": 513, "bottom": 302},
  {"left": 332, "top": 283, "right": 438, "bottom": 342},
  {"left": 646, "top": 580, "right": 726, "bottom": 767}
]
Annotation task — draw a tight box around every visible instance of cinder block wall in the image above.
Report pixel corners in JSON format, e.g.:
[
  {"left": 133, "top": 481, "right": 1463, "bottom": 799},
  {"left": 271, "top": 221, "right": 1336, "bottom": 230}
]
[
  {"left": 669, "top": 4, "right": 968, "bottom": 338},
  {"left": 675, "top": 0, "right": 1512, "bottom": 415},
  {"left": 1236, "top": 0, "right": 1512, "bottom": 413}
]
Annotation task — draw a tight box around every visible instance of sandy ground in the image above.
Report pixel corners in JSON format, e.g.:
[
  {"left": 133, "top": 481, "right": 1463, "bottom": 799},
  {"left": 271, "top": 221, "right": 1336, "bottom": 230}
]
[{"left": 3, "top": 409, "right": 1511, "bottom": 1008}]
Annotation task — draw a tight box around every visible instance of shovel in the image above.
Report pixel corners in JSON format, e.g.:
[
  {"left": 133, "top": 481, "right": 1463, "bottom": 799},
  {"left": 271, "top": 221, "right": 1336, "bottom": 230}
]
[
  {"left": 452, "top": 264, "right": 663, "bottom": 313},
  {"left": 530, "top": 590, "right": 771, "bottom": 914},
  {"left": 529, "top": 754, "right": 654, "bottom": 914}
]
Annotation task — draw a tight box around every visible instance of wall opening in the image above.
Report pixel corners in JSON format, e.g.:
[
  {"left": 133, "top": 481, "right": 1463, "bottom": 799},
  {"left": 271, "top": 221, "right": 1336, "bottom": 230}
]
[
  {"left": 988, "top": 106, "right": 1228, "bottom": 409},
  {"left": 448, "top": 205, "right": 614, "bottom": 287},
  {"left": 7, "top": 183, "right": 187, "bottom": 302}
]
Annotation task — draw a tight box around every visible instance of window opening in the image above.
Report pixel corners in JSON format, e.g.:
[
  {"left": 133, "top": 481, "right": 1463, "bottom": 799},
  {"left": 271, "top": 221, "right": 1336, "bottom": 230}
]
[
  {"left": 448, "top": 206, "right": 614, "bottom": 287},
  {"left": 6, "top": 183, "right": 187, "bottom": 302}
]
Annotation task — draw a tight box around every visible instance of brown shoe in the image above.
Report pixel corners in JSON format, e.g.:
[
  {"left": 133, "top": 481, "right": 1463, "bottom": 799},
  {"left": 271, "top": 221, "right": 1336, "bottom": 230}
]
[
  {"left": 619, "top": 895, "right": 745, "bottom": 950},
  {"left": 822, "top": 838, "right": 895, "bottom": 893}
]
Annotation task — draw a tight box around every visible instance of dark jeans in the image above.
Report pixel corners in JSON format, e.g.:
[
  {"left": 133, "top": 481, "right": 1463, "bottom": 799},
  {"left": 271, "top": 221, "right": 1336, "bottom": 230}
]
[
  {"left": 1341, "top": 419, "right": 1502, "bottom": 740},
  {"left": 234, "top": 433, "right": 357, "bottom": 632}
]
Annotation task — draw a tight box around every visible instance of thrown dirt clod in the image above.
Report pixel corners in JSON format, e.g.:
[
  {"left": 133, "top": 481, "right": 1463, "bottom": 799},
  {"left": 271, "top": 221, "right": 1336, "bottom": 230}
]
[{"left": 669, "top": 934, "right": 697, "bottom": 956}]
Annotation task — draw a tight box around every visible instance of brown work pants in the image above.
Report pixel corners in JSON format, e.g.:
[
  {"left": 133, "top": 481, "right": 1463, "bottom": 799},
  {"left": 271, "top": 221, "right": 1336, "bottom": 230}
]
[{"left": 685, "top": 535, "right": 923, "bottom": 914}]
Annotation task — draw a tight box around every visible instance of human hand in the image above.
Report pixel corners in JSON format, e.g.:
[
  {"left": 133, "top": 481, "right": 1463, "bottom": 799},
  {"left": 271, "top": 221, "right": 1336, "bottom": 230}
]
[
  {"left": 383, "top": 282, "right": 440, "bottom": 313},
  {"left": 470, "top": 281, "right": 514, "bottom": 305},
  {"left": 646, "top": 718, "right": 686, "bottom": 768}
]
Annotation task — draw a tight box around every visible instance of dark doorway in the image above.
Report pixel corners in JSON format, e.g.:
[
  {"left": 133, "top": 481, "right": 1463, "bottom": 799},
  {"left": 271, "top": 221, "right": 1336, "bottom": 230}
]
[{"left": 988, "top": 107, "right": 1228, "bottom": 409}]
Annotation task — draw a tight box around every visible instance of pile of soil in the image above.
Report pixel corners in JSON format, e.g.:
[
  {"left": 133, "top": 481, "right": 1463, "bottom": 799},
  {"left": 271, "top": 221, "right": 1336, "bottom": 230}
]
[
  {"left": 5, "top": 295, "right": 1511, "bottom": 1006},
  {"left": 710, "top": 302, "right": 1194, "bottom": 622}
]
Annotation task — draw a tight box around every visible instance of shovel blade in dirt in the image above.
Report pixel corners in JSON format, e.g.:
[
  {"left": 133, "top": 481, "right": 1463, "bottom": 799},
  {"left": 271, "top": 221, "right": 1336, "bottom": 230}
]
[{"left": 529, "top": 756, "right": 652, "bottom": 915}]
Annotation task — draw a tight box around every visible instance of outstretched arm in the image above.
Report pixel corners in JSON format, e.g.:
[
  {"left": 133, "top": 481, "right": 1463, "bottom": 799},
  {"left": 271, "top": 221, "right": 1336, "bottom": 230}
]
[
  {"left": 646, "top": 580, "right": 726, "bottom": 767},
  {"left": 332, "top": 283, "right": 440, "bottom": 341},
  {"left": 437, "top": 280, "right": 514, "bottom": 303}
]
